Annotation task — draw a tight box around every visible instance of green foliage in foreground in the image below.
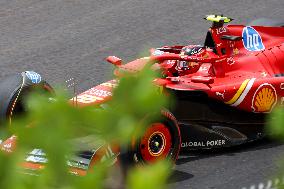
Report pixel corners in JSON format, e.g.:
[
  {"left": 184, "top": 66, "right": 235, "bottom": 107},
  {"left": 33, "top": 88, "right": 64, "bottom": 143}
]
[
  {"left": 268, "top": 106, "right": 284, "bottom": 140},
  {"left": 0, "top": 67, "right": 171, "bottom": 189},
  {"left": 267, "top": 106, "right": 284, "bottom": 189}
]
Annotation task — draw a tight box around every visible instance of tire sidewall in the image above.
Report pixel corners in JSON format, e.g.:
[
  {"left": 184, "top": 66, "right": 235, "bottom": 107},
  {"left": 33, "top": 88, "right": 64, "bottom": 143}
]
[{"left": 120, "top": 109, "right": 181, "bottom": 168}]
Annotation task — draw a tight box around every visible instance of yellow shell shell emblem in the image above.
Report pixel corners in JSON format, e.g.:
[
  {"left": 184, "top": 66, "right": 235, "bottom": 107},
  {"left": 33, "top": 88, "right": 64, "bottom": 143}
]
[{"left": 252, "top": 84, "right": 277, "bottom": 113}]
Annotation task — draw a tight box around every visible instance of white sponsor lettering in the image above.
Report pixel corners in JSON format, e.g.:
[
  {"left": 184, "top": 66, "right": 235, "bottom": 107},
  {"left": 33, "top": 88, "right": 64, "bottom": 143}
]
[
  {"left": 167, "top": 60, "right": 176, "bottom": 65},
  {"left": 216, "top": 27, "right": 227, "bottom": 34},
  {"left": 87, "top": 88, "right": 112, "bottom": 97},
  {"left": 181, "top": 140, "right": 226, "bottom": 148},
  {"left": 206, "top": 140, "right": 225, "bottom": 146}
]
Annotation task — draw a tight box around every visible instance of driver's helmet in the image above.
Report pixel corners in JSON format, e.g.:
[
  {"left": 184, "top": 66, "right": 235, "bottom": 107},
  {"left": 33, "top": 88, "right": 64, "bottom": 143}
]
[
  {"left": 180, "top": 45, "right": 205, "bottom": 56},
  {"left": 176, "top": 45, "right": 205, "bottom": 75}
]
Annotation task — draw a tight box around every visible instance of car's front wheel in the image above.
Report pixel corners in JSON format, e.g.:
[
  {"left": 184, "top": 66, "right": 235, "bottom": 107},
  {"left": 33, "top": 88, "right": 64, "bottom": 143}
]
[{"left": 0, "top": 71, "right": 53, "bottom": 124}]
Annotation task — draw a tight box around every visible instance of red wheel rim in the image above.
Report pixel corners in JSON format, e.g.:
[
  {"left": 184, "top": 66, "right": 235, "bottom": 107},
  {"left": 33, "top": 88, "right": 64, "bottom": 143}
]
[{"left": 139, "top": 123, "right": 172, "bottom": 162}]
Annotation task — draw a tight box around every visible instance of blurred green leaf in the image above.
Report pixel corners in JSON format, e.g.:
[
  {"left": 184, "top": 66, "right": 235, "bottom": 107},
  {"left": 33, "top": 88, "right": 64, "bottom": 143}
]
[
  {"left": 267, "top": 106, "right": 284, "bottom": 140},
  {"left": 127, "top": 161, "right": 171, "bottom": 189}
]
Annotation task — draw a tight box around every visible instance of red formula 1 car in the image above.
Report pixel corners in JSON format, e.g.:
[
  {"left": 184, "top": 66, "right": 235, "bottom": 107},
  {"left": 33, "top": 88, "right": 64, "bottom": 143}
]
[{"left": 1, "top": 15, "right": 284, "bottom": 174}]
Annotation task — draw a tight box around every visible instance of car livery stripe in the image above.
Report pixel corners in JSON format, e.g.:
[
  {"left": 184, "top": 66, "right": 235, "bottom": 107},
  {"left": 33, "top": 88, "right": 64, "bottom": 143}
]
[
  {"left": 225, "top": 79, "right": 250, "bottom": 105},
  {"left": 231, "top": 78, "right": 256, "bottom": 107}
]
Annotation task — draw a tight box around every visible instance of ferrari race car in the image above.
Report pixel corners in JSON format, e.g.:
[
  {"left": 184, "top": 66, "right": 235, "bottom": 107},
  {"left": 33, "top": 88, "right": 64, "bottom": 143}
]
[{"left": 1, "top": 15, "right": 284, "bottom": 175}]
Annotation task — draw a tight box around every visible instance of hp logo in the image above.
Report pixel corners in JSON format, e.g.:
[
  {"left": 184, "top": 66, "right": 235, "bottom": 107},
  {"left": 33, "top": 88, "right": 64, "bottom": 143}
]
[{"left": 242, "top": 26, "right": 265, "bottom": 51}]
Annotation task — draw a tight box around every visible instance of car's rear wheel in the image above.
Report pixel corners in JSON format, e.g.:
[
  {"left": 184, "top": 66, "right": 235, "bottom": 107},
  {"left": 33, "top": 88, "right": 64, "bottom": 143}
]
[{"left": 120, "top": 110, "right": 181, "bottom": 168}]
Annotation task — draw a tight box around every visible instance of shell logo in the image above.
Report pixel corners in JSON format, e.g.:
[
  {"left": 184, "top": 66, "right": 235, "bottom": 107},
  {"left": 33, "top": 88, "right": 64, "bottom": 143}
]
[{"left": 252, "top": 84, "right": 277, "bottom": 113}]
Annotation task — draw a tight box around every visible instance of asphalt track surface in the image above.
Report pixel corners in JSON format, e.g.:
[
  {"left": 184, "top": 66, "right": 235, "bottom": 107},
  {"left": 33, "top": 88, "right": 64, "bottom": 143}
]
[{"left": 1, "top": 0, "right": 284, "bottom": 188}]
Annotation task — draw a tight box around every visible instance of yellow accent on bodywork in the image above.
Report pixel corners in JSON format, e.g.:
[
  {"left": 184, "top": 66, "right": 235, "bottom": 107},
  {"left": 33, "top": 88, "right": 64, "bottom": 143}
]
[
  {"left": 225, "top": 79, "right": 250, "bottom": 105},
  {"left": 205, "top": 15, "right": 233, "bottom": 23}
]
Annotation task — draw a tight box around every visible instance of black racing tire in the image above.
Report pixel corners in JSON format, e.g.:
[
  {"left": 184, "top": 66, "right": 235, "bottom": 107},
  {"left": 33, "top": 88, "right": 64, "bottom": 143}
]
[
  {"left": 247, "top": 18, "right": 284, "bottom": 27},
  {"left": 120, "top": 109, "right": 181, "bottom": 171},
  {"left": 0, "top": 71, "right": 53, "bottom": 124}
]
